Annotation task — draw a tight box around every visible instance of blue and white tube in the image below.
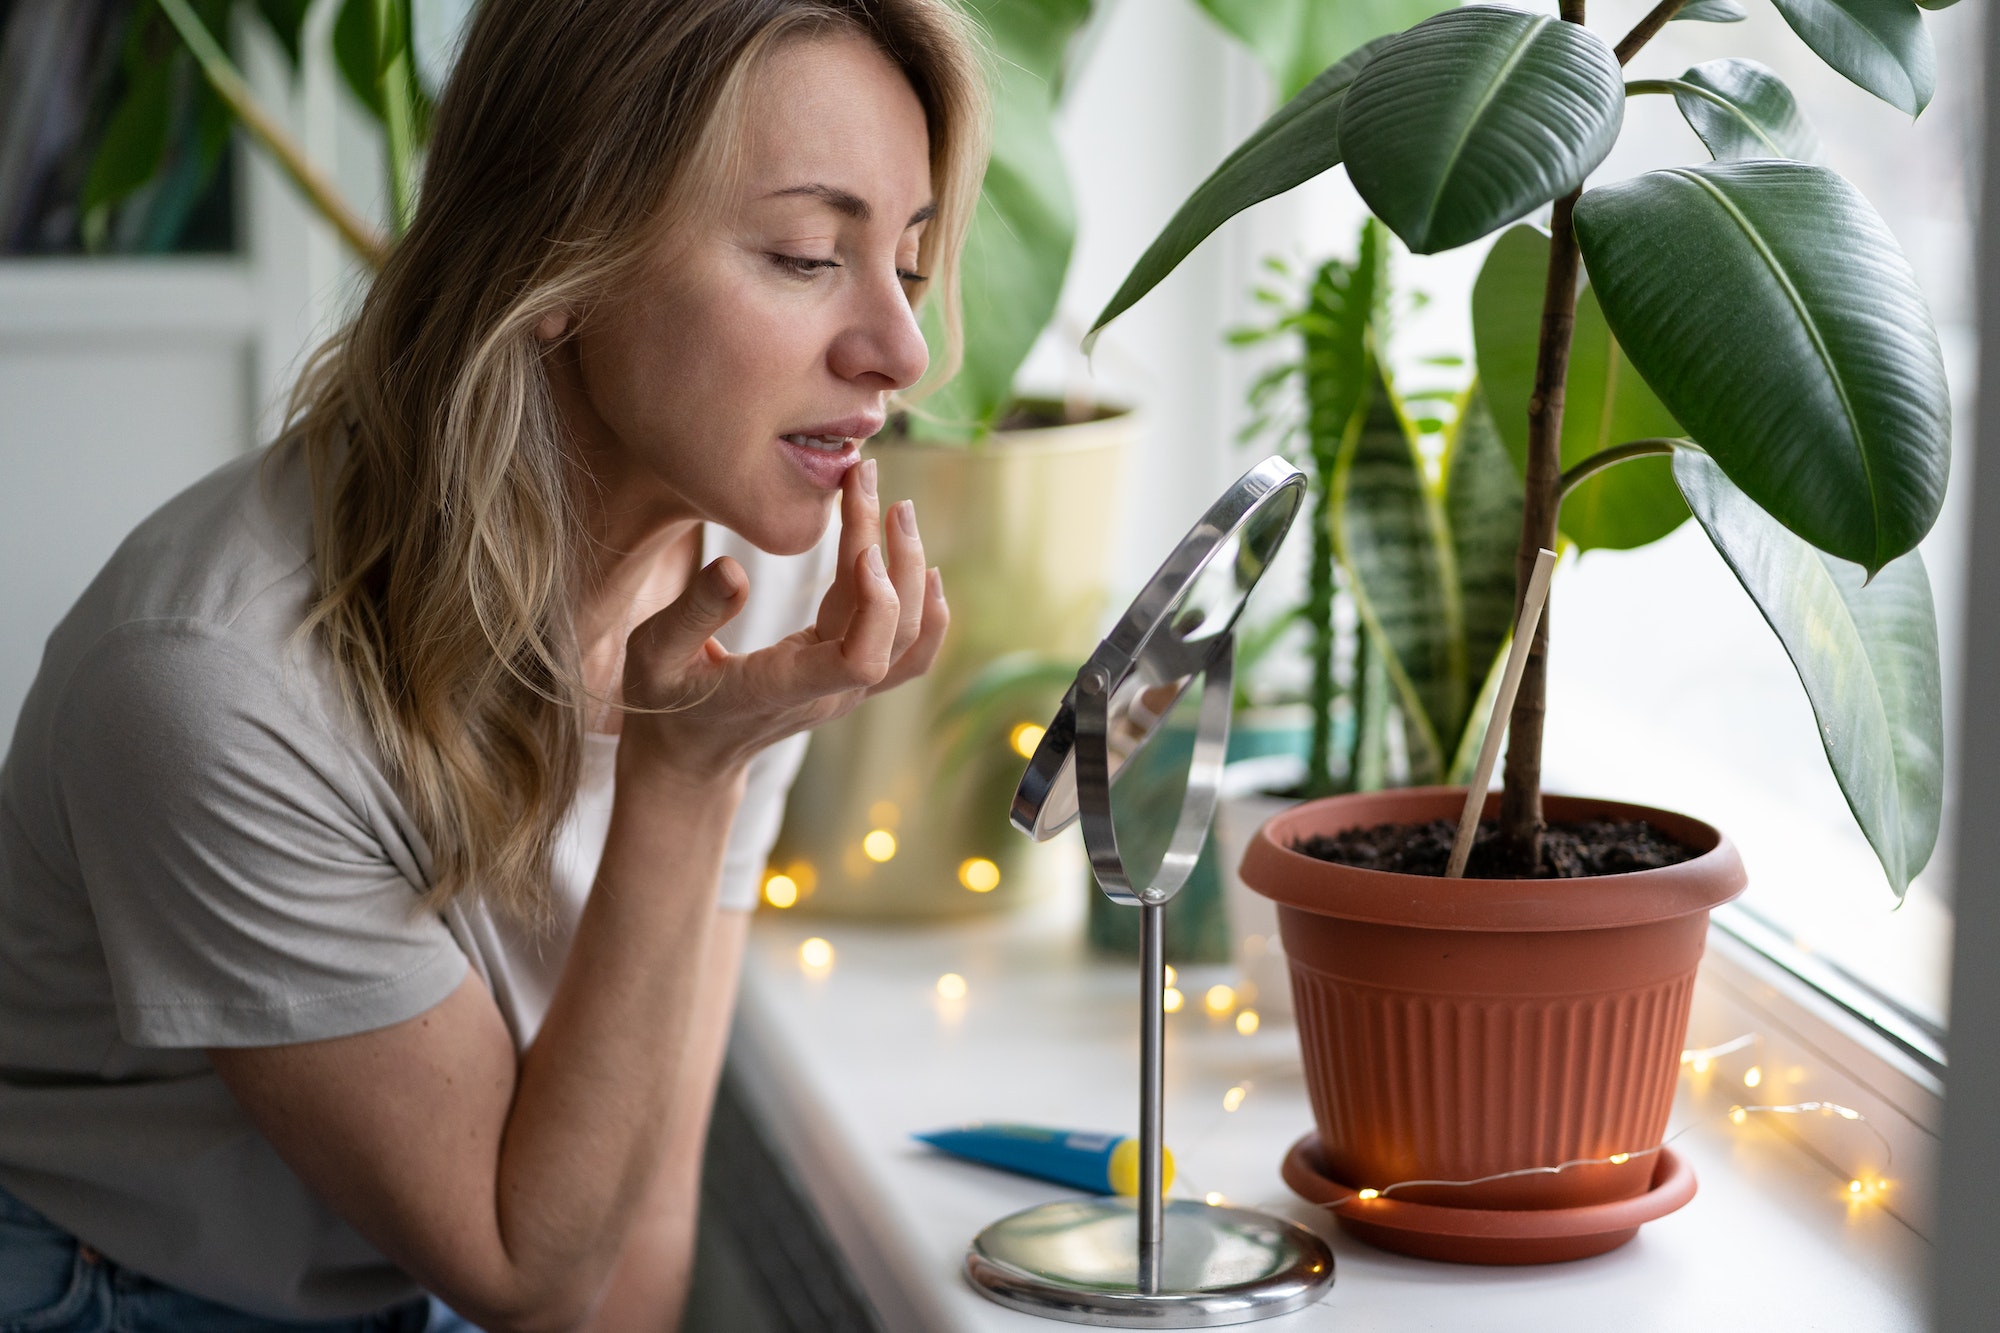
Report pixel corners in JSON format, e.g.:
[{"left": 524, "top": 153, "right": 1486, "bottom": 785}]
[{"left": 914, "top": 1123, "right": 1176, "bottom": 1196}]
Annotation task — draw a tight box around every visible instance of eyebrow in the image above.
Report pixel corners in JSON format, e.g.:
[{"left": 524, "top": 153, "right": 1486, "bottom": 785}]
[{"left": 769, "top": 183, "right": 937, "bottom": 228}]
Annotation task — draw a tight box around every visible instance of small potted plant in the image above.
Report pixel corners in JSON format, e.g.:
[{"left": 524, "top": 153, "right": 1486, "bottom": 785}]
[{"left": 1091, "top": 0, "right": 1951, "bottom": 1261}]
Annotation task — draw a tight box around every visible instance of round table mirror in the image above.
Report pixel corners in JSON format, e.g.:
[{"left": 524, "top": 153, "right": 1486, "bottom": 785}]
[{"left": 969, "top": 457, "right": 1336, "bottom": 1327}]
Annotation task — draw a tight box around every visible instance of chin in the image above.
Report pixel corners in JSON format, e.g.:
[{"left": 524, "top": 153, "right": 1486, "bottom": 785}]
[{"left": 727, "top": 495, "right": 837, "bottom": 558}]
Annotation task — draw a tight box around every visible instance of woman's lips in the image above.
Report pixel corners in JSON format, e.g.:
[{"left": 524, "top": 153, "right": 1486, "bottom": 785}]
[
  {"left": 780, "top": 434, "right": 861, "bottom": 489},
  {"left": 777, "top": 415, "right": 881, "bottom": 490}
]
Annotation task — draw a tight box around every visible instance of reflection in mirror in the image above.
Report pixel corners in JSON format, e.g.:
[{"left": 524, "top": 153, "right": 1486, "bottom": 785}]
[
  {"left": 1011, "top": 458, "right": 1306, "bottom": 851},
  {"left": 1106, "top": 672, "right": 1209, "bottom": 892}
]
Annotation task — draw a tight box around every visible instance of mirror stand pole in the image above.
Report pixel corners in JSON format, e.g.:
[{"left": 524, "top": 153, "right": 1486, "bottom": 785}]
[{"left": 1138, "top": 899, "right": 1165, "bottom": 1295}]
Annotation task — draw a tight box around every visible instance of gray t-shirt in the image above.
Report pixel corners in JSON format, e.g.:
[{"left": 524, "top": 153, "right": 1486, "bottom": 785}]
[{"left": 0, "top": 443, "right": 828, "bottom": 1318}]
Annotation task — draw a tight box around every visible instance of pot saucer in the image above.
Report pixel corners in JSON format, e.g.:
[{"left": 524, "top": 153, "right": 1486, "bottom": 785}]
[{"left": 1280, "top": 1133, "right": 1697, "bottom": 1265}]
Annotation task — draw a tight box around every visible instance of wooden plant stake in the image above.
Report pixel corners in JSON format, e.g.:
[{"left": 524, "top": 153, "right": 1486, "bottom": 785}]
[{"left": 1446, "top": 548, "right": 1559, "bottom": 880}]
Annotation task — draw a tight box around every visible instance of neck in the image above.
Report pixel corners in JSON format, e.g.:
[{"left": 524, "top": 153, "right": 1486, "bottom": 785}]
[{"left": 544, "top": 340, "right": 708, "bottom": 721}]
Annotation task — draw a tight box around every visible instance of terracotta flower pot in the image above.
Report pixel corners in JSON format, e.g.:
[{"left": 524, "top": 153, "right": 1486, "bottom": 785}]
[{"left": 1239, "top": 787, "right": 1746, "bottom": 1259}]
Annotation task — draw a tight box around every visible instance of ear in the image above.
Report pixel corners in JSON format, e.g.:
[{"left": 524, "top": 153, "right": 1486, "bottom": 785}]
[{"left": 535, "top": 310, "right": 573, "bottom": 341}]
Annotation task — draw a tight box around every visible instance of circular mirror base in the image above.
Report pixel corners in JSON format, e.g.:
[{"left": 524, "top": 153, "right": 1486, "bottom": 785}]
[{"left": 966, "top": 1198, "right": 1334, "bottom": 1328}]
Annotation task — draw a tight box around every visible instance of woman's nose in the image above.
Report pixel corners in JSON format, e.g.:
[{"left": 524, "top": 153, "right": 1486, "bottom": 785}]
[{"left": 828, "top": 273, "right": 930, "bottom": 391}]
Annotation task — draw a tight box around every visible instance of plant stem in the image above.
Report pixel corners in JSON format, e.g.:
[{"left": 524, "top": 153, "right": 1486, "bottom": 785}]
[
  {"left": 156, "top": 0, "right": 388, "bottom": 267},
  {"left": 1498, "top": 0, "right": 1592, "bottom": 870},
  {"left": 1497, "top": 186, "right": 1583, "bottom": 868},
  {"left": 1558, "top": 438, "right": 1681, "bottom": 498},
  {"left": 374, "top": 0, "right": 419, "bottom": 232},
  {"left": 1613, "top": 0, "right": 1690, "bottom": 66}
]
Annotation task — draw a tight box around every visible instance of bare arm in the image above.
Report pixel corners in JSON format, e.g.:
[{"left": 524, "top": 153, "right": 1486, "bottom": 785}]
[
  {"left": 583, "top": 909, "right": 751, "bottom": 1333},
  {"left": 211, "top": 468, "right": 946, "bottom": 1332}
]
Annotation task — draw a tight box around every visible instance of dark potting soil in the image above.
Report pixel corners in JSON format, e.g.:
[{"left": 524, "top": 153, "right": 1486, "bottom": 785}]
[{"left": 1293, "top": 818, "right": 1698, "bottom": 879}]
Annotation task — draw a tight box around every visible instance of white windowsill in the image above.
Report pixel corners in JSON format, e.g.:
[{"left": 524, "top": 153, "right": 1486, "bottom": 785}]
[{"left": 730, "top": 886, "right": 1931, "bottom": 1332}]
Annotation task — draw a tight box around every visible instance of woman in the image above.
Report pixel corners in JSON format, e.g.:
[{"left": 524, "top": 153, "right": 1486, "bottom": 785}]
[{"left": 0, "top": 0, "right": 984, "bottom": 1327}]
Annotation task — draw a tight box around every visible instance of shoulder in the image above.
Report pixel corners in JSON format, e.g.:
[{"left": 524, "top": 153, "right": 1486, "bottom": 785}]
[{"left": 41, "top": 442, "right": 320, "bottom": 695}]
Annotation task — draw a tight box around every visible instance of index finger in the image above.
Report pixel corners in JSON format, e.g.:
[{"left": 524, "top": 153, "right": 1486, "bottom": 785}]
[{"left": 814, "top": 457, "right": 881, "bottom": 641}]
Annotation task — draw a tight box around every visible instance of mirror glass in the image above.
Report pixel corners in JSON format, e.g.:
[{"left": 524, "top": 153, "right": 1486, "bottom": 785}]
[{"left": 1012, "top": 460, "right": 1304, "bottom": 849}]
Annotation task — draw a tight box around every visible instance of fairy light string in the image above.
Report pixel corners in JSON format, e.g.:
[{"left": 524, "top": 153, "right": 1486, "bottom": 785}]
[
  {"left": 1322, "top": 1100, "right": 1891, "bottom": 1206},
  {"left": 1172, "top": 1031, "right": 1894, "bottom": 1209}
]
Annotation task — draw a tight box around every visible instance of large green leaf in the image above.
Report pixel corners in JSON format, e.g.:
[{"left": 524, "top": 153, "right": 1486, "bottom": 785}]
[
  {"left": 1337, "top": 6, "right": 1623, "bottom": 254},
  {"left": 1471, "top": 225, "right": 1688, "bottom": 551},
  {"left": 914, "top": 0, "right": 1089, "bottom": 438},
  {"left": 1643, "top": 59, "right": 1825, "bottom": 164},
  {"left": 83, "top": 56, "right": 177, "bottom": 217},
  {"left": 1675, "top": 452, "right": 1942, "bottom": 897},
  {"left": 1333, "top": 355, "right": 1462, "bottom": 782},
  {"left": 1574, "top": 162, "right": 1949, "bottom": 573},
  {"left": 1442, "top": 384, "right": 1523, "bottom": 694},
  {"left": 1769, "top": 0, "right": 1935, "bottom": 116},
  {"left": 1675, "top": 0, "right": 1748, "bottom": 20},
  {"left": 1084, "top": 38, "right": 1391, "bottom": 350},
  {"left": 1193, "top": 0, "right": 1452, "bottom": 100},
  {"left": 1914, "top": 0, "right": 1960, "bottom": 9},
  {"left": 334, "top": 0, "right": 385, "bottom": 117}
]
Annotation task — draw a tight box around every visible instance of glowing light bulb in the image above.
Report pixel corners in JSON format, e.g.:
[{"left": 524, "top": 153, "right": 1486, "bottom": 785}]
[
  {"left": 799, "top": 937, "right": 834, "bottom": 970},
  {"left": 1222, "top": 1085, "right": 1247, "bottom": 1112},
  {"left": 1163, "top": 987, "right": 1184, "bottom": 1014},
  {"left": 763, "top": 873, "right": 799, "bottom": 909},
  {"left": 1235, "top": 1009, "right": 1261, "bottom": 1036},
  {"left": 1204, "top": 984, "right": 1236, "bottom": 1016},
  {"left": 1691, "top": 1055, "right": 1712, "bottom": 1075},
  {"left": 936, "top": 973, "right": 967, "bottom": 1001},
  {"left": 1609, "top": 1152, "right": 1631, "bottom": 1165},
  {"left": 1204, "top": 1192, "right": 1226, "bottom": 1206},
  {"left": 1357, "top": 1188, "right": 1380, "bottom": 1201},
  {"left": 1164, "top": 965, "right": 1177, "bottom": 988},
  {"left": 958, "top": 857, "right": 1001, "bottom": 892},
  {"left": 1730, "top": 1106, "right": 1748, "bottom": 1126},
  {"left": 1009, "top": 722, "right": 1046, "bottom": 758},
  {"left": 1849, "top": 1179, "right": 1864, "bottom": 1196},
  {"left": 862, "top": 829, "right": 897, "bottom": 862},
  {"left": 1744, "top": 1065, "right": 1763, "bottom": 1089}
]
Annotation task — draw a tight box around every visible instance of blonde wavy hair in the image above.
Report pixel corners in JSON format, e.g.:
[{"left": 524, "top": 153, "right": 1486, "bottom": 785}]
[{"left": 287, "top": 0, "right": 987, "bottom": 923}]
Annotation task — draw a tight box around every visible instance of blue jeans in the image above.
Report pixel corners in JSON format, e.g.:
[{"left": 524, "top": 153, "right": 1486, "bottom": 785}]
[{"left": 0, "top": 1186, "right": 472, "bottom": 1333}]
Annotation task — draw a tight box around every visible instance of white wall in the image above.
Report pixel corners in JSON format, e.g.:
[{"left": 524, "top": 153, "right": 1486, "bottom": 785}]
[{"left": 0, "top": 14, "right": 403, "bottom": 751}]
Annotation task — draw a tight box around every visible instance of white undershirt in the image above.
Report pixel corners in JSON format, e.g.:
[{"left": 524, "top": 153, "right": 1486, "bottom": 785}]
[{"left": 444, "top": 521, "right": 835, "bottom": 1049}]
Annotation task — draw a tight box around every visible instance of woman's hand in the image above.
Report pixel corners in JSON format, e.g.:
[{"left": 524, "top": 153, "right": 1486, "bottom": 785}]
[{"left": 618, "top": 457, "right": 948, "bottom": 785}]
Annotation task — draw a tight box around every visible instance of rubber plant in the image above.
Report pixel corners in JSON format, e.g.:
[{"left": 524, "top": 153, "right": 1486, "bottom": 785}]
[
  {"left": 1235, "top": 216, "right": 1523, "bottom": 799},
  {"left": 81, "top": 0, "right": 452, "bottom": 263},
  {"left": 1089, "top": 0, "right": 1953, "bottom": 897}
]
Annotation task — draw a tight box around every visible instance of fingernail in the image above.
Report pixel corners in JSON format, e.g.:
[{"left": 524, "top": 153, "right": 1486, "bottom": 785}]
[
  {"left": 861, "top": 458, "right": 878, "bottom": 499},
  {"left": 864, "top": 544, "right": 887, "bottom": 579},
  {"left": 928, "top": 566, "right": 944, "bottom": 597},
  {"left": 893, "top": 499, "right": 916, "bottom": 535}
]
